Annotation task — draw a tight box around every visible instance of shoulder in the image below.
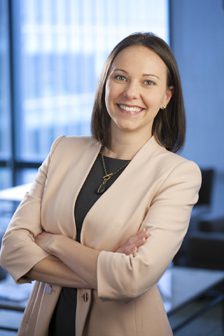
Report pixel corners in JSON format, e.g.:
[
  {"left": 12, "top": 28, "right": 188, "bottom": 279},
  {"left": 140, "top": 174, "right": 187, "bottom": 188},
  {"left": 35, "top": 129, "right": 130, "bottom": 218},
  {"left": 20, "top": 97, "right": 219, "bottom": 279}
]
[
  {"left": 51, "top": 135, "right": 99, "bottom": 148},
  {"left": 49, "top": 135, "right": 100, "bottom": 154},
  {"left": 151, "top": 138, "right": 202, "bottom": 187},
  {"left": 168, "top": 154, "right": 202, "bottom": 189}
]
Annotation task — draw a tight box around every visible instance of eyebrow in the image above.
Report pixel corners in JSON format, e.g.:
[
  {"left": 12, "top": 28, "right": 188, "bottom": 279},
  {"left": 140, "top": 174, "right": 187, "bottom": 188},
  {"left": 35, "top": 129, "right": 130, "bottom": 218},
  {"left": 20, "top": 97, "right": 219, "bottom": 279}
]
[
  {"left": 112, "top": 68, "right": 128, "bottom": 74},
  {"left": 143, "top": 74, "right": 160, "bottom": 80},
  {"left": 112, "top": 68, "right": 160, "bottom": 80}
]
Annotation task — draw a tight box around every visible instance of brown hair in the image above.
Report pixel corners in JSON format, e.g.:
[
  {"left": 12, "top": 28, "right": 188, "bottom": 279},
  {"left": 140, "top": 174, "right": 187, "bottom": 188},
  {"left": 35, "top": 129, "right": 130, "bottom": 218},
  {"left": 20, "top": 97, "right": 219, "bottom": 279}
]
[{"left": 91, "top": 32, "right": 185, "bottom": 152}]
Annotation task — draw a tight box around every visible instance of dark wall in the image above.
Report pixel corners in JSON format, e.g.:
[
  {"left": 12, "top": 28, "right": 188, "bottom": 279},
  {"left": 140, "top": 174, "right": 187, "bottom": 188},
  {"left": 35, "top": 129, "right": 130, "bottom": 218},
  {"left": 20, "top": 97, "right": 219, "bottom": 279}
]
[{"left": 170, "top": 0, "right": 224, "bottom": 216}]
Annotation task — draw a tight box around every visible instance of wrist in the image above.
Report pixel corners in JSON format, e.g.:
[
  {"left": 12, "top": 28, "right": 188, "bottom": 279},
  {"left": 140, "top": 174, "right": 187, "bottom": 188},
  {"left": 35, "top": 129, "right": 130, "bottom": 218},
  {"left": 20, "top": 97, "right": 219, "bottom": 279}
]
[
  {"left": 50, "top": 234, "right": 70, "bottom": 257},
  {"left": 48, "top": 234, "right": 62, "bottom": 255}
]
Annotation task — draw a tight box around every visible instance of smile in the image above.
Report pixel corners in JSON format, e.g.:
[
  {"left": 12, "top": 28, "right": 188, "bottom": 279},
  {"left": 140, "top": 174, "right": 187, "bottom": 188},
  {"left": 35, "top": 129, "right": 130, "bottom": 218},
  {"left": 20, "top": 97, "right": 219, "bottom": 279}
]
[{"left": 118, "top": 104, "right": 144, "bottom": 114}]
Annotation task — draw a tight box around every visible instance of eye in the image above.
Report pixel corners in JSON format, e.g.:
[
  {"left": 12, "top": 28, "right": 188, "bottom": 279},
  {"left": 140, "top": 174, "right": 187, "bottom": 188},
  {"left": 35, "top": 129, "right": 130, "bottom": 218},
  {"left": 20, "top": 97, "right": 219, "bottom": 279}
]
[
  {"left": 144, "top": 79, "right": 156, "bottom": 86},
  {"left": 114, "top": 74, "right": 127, "bottom": 81}
]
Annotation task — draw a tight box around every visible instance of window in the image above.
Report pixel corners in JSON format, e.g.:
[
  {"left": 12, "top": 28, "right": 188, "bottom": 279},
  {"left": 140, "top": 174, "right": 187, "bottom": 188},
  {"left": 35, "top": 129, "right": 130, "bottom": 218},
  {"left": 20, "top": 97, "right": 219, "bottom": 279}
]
[
  {"left": 0, "top": 0, "right": 169, "bottom": 187},
  {"left": 0, "top": 0, "right": 11, "bottom": 165},
  {"left": 0, "top": 168, "right": 12, "bottom": 228}
]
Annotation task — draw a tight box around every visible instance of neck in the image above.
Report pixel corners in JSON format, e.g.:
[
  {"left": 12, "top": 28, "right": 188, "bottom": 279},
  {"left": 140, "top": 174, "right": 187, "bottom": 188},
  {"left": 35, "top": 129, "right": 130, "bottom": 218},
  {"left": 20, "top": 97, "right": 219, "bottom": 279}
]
[{"left": 103, "top": 128, "right": 152, "bottom": 160}]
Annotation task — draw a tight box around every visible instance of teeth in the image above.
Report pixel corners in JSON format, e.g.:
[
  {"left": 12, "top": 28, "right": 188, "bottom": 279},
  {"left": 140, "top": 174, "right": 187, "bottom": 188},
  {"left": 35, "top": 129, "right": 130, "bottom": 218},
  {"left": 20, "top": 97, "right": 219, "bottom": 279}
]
[{"left": 119, "top": 104, "right": 143, "bottom": 113}]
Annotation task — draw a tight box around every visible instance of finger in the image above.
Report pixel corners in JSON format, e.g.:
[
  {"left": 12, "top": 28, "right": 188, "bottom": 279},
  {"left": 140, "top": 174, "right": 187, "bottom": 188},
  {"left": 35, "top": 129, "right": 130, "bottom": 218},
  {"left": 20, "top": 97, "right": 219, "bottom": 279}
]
[
  {"left": 131, "top": 234, "right": 148, "bottom": 248},
  {"left": 135, "top": 238, "right": 146, "bottom": 248},
  {"left": 137, "top": 229, "right": 150, "bottom": 241},
  {"left": 123, "top": 244, "right": 135, "bottom": 254},
  {"left": 128, "top": 232, "right": 144, "bottom": 245},
  {"left": 130, "top": 229, "right": 149, "bottom": 243},
  {"left": 116, "top": 229, "right": 150, "bottom": 253},
  {"left": 131, "top": 233, "right": 150, "bottom": 249},
  {"left": 125, "top": 246, "right": 137, "bottom": 256},
  {"left": 139, "top": 228, "right": 150, "bottom": 239}
]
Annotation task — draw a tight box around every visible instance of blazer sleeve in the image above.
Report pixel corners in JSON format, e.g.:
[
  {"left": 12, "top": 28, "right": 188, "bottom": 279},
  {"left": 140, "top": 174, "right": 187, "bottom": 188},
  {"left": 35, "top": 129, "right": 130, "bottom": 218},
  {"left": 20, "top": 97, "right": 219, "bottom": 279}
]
[
  {"left": 0, "top": 136, "right": 65, "bottom": 283},
  {"left": 97, "top": 160, "right": 202, "bottom": 300}
]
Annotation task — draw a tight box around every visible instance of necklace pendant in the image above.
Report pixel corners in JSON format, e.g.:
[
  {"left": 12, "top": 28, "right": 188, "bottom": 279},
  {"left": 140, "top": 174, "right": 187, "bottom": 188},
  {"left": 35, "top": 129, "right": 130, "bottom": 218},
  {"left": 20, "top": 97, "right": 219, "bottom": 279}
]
[
  {"left": 103, "top": 173, "right": 113, "bottom": 182},
  {"left": 96, "top": 183, "right": 106, "bottom": 194}
]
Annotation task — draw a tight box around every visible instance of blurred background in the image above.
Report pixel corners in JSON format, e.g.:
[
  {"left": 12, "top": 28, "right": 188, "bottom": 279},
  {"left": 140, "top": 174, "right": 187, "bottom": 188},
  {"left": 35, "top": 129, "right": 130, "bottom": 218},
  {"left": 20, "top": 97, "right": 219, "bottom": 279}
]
[
  {"left": 0, "top": 0, "right": 224, "bottom": 335},
  {"left": 0, "top": 0, "right": 224, "bottom": 216},
  {"left": 0, "top": 0, "right": 169, "bottom": 185}
]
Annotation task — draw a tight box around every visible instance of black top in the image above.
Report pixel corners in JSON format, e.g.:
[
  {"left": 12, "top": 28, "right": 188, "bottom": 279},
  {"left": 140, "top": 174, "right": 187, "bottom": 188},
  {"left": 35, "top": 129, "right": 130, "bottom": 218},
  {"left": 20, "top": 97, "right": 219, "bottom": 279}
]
[{"left": 48, "top": 154, "right": 130, "bottom": 336}]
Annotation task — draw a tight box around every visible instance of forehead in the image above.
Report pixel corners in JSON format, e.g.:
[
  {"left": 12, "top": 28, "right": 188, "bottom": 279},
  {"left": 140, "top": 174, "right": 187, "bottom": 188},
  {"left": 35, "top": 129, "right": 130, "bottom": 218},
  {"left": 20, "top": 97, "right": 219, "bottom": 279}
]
[{"left": 111, "top": 45, "right": 167, "bottom": 75}]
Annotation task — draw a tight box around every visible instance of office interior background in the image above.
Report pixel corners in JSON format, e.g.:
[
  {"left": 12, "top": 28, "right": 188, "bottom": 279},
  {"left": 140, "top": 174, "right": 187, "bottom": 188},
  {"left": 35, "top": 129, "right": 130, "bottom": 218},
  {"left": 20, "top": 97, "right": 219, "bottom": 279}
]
[
  {"left": 0, "top": 0, "right": 224, "bottom": 216},
  {"left": 0, "top": 0, "right": 224, "bottom": 335},
  {"left": 0, "top": 0, "right": 224, "bottom": 217}
]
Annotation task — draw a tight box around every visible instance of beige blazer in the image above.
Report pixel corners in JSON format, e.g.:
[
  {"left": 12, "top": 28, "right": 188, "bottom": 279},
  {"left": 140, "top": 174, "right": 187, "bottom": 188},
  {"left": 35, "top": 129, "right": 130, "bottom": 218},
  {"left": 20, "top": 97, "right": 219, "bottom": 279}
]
[{"left": 0, "top": 136, "right": 201, "bottom": 336}]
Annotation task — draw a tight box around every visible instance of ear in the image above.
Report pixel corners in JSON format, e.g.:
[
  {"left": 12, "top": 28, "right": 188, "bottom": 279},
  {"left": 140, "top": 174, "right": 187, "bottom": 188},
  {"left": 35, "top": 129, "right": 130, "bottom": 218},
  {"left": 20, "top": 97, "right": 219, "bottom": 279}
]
[{"left": 163, "top": 86, "right": 173, "bottom": 108}]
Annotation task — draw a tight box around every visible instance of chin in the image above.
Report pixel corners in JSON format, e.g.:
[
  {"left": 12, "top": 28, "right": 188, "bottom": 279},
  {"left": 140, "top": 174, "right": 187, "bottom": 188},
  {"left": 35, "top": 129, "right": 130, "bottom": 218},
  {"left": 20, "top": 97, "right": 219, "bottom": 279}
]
[{"left": 116, "top": 123, "right": 141, "bottom": 133}]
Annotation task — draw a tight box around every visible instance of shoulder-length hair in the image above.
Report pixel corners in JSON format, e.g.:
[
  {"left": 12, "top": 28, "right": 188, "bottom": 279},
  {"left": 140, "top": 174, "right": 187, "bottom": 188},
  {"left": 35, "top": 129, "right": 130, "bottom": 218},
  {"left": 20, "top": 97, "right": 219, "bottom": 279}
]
[{"left": 91, "top": 32, "right": 185, "bottom": 153}]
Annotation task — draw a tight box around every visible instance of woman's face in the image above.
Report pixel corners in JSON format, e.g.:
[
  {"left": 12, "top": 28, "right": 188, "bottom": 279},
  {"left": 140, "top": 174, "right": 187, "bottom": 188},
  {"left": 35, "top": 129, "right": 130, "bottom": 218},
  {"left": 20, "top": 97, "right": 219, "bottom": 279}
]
[{"left": 105, "top": 45, "right": 172, "bottom": 139}]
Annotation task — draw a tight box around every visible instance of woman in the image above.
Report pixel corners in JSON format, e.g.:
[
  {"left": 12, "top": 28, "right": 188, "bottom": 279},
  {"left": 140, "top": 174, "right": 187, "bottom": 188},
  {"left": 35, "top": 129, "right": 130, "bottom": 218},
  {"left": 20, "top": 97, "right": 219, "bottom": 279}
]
[{"left": 0, "top": 32, "right": 201, "bottom": 336}]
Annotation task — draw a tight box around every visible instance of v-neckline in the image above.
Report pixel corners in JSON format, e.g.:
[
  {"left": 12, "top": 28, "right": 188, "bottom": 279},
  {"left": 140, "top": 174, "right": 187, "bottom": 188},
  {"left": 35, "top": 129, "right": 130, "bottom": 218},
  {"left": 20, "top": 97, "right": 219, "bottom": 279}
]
[
  {"left": 74, "top": 154, "right": 131, "bottom": 241},
  {"left": 78, "top": 136, "right": 159, "bottom": 242}
]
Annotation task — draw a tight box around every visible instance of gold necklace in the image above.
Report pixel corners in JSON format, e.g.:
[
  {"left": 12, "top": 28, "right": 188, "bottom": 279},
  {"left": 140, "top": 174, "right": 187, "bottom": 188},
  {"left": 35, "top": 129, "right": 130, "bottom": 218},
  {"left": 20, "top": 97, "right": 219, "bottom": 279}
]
[{"left": 96, "top": 153, "right": 130, "bottom": 194}]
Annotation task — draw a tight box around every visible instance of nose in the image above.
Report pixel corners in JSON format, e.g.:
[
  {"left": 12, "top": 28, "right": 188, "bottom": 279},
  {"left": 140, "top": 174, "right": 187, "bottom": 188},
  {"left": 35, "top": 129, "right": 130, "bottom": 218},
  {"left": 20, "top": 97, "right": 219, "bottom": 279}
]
[{"left": 123, "top": 81, "right": 140, "bottom": 99}]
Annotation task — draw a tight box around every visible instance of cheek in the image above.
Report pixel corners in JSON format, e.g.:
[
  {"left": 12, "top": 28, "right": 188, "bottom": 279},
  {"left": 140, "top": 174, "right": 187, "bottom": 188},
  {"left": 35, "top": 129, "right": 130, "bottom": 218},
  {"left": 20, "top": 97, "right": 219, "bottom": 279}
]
[
  {"left": 105, "top": 81, "right": 123, "bottom": 101},
  {"left": 144, "top": 95, "right": 160, "bottom": 109},
  {"left": 105, "top": 86, "right": 116, "bottom": 118},
  {"left": 148, "top": 91, "right": 167, "bottom": 108},
  {"left": 105, "top": 83, "right": 112, "bottom": 103},
  {"left": 104, "top": 88, "right": 111, "bottom": 111}
]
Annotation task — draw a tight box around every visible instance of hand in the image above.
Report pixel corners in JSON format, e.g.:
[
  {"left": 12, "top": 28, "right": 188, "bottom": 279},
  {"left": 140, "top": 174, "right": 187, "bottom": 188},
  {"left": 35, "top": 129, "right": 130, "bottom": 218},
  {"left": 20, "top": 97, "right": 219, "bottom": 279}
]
[
  {"left": 116, "top": 229, "right": 150, "bottom": 256},
  {"left": 35, "top": 231, "right": 57, "bottom": 254}
]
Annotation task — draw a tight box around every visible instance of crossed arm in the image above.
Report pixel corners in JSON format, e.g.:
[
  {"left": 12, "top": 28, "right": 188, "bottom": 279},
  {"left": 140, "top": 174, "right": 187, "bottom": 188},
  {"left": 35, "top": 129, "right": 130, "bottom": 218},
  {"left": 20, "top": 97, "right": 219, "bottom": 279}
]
[{"left": 26, "top": 229, "right": 149, "bottom": 289}]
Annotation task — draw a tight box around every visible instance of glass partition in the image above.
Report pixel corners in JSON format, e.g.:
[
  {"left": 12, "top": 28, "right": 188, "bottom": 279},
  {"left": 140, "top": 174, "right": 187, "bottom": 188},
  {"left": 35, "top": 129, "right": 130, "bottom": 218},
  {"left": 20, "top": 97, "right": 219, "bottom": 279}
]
[
  {"left": 0, "top": 0, "right": 11, "bottom": 162},
  {"left": 14, "top": 0, "right": 169, "bottom": 161},
  {"left": 0, "top": 0, "right": 169, "bottom": 185}
]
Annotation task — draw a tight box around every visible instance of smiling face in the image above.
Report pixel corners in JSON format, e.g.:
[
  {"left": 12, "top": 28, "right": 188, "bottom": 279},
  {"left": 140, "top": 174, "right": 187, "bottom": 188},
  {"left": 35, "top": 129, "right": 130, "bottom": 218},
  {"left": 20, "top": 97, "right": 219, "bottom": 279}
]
[{"left": 105, "top": 45, "right": 173, "bottom": 141}]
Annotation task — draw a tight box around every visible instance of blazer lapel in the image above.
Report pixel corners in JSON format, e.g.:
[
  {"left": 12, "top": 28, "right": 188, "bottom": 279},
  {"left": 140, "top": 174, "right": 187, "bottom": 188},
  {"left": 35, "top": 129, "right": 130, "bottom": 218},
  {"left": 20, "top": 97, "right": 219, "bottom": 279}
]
[{"left": 70, "top": 139, "right": 102, "bottom": 237}]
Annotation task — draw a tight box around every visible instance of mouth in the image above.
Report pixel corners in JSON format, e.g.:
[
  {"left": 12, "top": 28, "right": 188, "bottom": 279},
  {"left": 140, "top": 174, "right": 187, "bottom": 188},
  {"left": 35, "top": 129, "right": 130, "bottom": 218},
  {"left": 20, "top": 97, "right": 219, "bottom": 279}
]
[{"left": 117, "top": 104, "right": 145, "bottom": 115}]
